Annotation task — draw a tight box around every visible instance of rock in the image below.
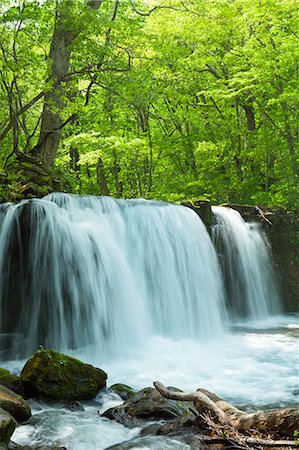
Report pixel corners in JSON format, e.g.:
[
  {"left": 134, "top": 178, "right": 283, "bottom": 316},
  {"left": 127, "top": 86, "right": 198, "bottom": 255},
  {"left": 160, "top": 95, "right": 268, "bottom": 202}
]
[
  {"left": 21, "top": 348, "right": 107, "bottom": 401},
  {"left": 10, "top": 447, "right": 67, "bottom": 450},
  {"left": 108, "top": 384, "right": 135, "bottom": 401},
  {"left": 0, "top": 369, "right": 24, "bottom": 396},
  {"left": 0, "top": 385, "right": 31, "bottom": 422},
  {"left": 63, "top": 400, "right": 85, "bottom": 412},
  {"left": 103, "top": 387, "right": 195, "bottom": 428},
  {"left": 182, "top": 200, "right": 212, "bottom": 230},
  {"left": 0, "top": 407, "right": 16, "bottom": 446}
]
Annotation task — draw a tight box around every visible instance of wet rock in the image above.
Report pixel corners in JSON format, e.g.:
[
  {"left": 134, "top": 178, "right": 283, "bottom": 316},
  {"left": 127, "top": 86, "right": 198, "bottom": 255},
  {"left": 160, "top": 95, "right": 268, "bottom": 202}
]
[
  {"left": 0, "top": 385, "right": 31, "bottom": 422},
  {"left": 108, "top": 384, "right": 135, "bottom": 401},
  {"left": 21, "top": 348, "right": 107, "bottom": 401},
  {"left": 9, "top": 442, "right": 68, "bottom": 449},
  {"left": 0, "top": 407, "right": 16, "bottom": 446},
  {"left": 155, "top": 417, "right": 213, "bottom": 449},
  {"left": 63, "top": 400, "right": 85, "bottom": 412},
  {"left": 105, "top": 435, "right": 190, "bottom": 449},
  {"left": 182, "top": 200, "right": 212, "bottom": 230},
  {"left": 139, "top": 422, "right": 166, "bottom": 436},
  {"left": 0, "top": 370, "right": 24, "bottom": 398},
  {"left": 156, "top": 417, "right": 192, "bottom": 435},
  {"left": 103, "top": 387, "right": 195, "bottom": 428}
]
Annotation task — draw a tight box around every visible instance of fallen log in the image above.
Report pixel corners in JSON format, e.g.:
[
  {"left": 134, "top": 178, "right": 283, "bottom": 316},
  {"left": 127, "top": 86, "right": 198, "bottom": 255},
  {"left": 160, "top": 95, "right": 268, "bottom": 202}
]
[{"left": 153, "top": 382, "right": 299, "bottom": 438}]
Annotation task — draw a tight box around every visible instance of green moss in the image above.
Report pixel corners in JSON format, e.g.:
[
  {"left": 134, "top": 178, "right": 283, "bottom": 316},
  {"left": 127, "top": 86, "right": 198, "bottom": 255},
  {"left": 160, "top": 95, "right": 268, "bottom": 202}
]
[
  {"left": 0, "top": 369, "right": 22, "bottom": 393},
  {"left": 0, "top": 369, "right": 13, "bottom": 386}
]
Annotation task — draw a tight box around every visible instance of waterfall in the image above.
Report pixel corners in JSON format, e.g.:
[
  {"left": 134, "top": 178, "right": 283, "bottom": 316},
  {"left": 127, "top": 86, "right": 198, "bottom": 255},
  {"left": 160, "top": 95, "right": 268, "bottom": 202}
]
[
  {"left": 212, "top": 206, "right": 280, "bottom": 320},
  {"left": 0, "top": 194, "right": 226, "bottom": 359}
]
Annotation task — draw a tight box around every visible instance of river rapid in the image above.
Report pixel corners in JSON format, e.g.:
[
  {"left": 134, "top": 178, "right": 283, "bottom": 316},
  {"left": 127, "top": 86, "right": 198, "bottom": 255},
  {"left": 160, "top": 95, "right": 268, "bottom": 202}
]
[
  {"left": 3, "top": 313, "right": 298, "bottom": 450},
  {"left": 0, "top": 195, "right": 297, "bottom": 449}
]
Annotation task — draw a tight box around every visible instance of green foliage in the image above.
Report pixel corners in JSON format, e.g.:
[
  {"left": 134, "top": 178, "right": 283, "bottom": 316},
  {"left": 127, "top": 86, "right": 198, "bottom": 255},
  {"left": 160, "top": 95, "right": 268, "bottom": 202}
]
[{"left": 0, "top": 0, "right": 298, "bottom": 212}]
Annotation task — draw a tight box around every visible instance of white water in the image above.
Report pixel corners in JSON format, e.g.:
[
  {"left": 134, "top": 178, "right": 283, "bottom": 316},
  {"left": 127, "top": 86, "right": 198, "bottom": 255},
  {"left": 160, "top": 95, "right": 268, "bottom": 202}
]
[
  {"left": 212, "top": 206, "right": 280, "bottom": 319},
  {"left": 0, "top": 194, "right": 226, "bottom": 359},
  {"left": 0, "top": 194, "right": 297, "bottom": 449},
  {"left": 7, "top": 313, "right": 299, "bottom": 449}
]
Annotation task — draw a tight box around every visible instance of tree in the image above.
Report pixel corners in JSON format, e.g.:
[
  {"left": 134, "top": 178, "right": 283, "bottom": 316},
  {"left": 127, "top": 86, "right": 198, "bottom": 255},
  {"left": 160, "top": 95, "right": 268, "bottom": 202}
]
[{"left": 0, "top": 0, "right": 298, "bottom": 211}]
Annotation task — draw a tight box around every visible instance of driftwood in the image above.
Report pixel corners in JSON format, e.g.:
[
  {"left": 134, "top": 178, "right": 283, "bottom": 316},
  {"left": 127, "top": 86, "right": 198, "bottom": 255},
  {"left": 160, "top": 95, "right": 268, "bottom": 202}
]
[
  {"left": 255, "top": 205, "right": 273, "bottom": 226},
  {"left": 154, "top": 382, "right": 299, "bottom": 447}
]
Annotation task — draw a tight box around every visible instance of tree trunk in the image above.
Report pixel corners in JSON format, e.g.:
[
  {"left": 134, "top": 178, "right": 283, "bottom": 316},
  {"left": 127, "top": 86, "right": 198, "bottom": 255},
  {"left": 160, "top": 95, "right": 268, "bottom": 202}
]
[
  {"left": 242, "top": 103, "right": 256, "bottom": 131},
  {"left": 154, "top": 382, "right": 299, "bottom": 438},
  {"left": 281, "top": 102, "right": 298, "bottom": 177},
  {"left": 96, "top": 157, "right": 110, "bottom": 196},
  {"left": 36, "top": 1, "right": 101, "bottom": 168},
  {"left": 112, "top": 148, "right": 122, "bottom": 196}
]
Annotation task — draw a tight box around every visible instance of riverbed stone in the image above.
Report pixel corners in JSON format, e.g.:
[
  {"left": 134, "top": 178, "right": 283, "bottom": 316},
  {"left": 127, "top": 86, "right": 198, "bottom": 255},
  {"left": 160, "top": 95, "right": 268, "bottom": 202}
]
[
  {"left": 20, "top": 348, "right": 107, "bottom": 401},
  {"left": 108, "top": 384, "right": 135, "bottom": 400},
  {"left": 0, "top": 385, "right": 31, "bottom": 422},
  {"left": 0, "top": 370, "right": 23, "bottom": 396},
  {"left": 0, "top": 407, "right": 16, "bottom": 446},
  {"left": 103, "top": 387, "right": 195, "bottom": 427}
]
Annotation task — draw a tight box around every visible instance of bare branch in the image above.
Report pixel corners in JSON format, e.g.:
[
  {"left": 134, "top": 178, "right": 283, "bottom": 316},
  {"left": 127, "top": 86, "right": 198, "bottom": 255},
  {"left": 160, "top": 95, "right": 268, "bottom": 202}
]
[
  {"left": 0, "top": 91, "right": 45, "bottom": 142},
  {"left": 128, "top": 0, "right": 191, "bottom": 17},
  {"left": 153, "top": 381, "right": 227, "bottom": 424},
  {"left": 255, "top": 206, "right": 273, "bottom": 226}
]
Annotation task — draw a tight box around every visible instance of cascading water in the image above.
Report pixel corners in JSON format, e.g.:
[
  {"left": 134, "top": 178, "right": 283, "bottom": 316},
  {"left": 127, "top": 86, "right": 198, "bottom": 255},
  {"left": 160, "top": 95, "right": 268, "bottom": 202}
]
[
  {"left": 211, "top": 206, "right": 280, "bottom": 320},
  {"left": 1, "top": 194, "right": 297, "bottom": 450},
  {"left": 0, "top": 193, "right": 226, "bottom": 359}
]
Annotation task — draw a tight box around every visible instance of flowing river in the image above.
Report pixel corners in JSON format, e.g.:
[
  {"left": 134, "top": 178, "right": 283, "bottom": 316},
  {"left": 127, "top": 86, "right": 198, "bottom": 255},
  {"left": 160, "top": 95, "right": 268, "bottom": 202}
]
[{"left": 0, "top": 194, "right": 297, "bottom": 449}]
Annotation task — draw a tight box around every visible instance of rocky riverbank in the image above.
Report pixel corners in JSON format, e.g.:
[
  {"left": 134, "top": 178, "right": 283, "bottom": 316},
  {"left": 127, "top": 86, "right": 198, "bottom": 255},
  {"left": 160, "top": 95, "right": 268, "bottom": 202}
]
[{"left": 0, "top": 349, "right": 298, "bottom": 450}]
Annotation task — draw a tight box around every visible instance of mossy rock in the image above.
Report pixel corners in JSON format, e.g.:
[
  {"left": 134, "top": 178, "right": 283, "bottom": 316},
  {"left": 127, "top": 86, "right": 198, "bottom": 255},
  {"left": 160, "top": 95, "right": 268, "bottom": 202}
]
[
  {"left": 103, "top": 387, "right": 195, "bottom": 427},
  {"left": 108, "top": 384, "right": 135, "bottom": 400},
  {"left": 0, "top": 369, "right": 24, "bottom": 396},
  {"left": 0, "top": 385, "right": 31, "bottom": 422},
  {"left": 0, "top": 407, "right": 16, "bottom": 445},
  {"left": 20, "top": 348, "right": 107, "bottom": 401}
]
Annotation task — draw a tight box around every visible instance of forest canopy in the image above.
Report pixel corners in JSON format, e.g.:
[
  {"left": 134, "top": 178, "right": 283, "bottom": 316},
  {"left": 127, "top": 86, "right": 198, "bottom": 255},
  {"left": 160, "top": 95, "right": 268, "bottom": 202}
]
[{"left": 0, "top": 0, "right": 298, "bottom": 210}]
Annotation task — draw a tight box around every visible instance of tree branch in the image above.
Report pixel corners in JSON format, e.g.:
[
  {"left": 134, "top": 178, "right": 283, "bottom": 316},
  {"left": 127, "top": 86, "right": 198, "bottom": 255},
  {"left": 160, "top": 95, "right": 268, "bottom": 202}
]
[
  {"left": 127, "top": 0, "right": 194, "bottom": 17},
  {"left": 0, "top": 91, "right": 45, "bottom": 142},
  {"left": 154, "top": 382, "right": 227, "bottom": 424}
]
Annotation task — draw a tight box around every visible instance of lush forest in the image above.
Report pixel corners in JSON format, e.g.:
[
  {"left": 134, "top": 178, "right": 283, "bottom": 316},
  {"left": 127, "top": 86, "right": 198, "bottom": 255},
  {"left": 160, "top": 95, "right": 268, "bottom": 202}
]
[{"left": 0, "top": 0, "right": 298, "bottom": 210}]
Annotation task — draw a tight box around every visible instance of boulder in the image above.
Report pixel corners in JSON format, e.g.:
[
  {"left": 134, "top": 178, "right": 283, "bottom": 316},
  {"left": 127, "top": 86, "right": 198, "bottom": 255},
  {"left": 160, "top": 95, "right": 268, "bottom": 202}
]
[
  {"left": 0, "top": 369, "right": 24, "bottom": 396},
  {"left": 0, "top": 407, "right": 16, "bottom": 446},
  {"left": 0, "top": 385, "right": 31, "bottom": 422},
  {"left": 103, "top": 387, "right": 195, "bottom": 428},
  {"left": 108, "top": 384, "right": 135, "bottom": 401},
  {"left": 21, "top": 348, "right": 107, "bottom": 401}
]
